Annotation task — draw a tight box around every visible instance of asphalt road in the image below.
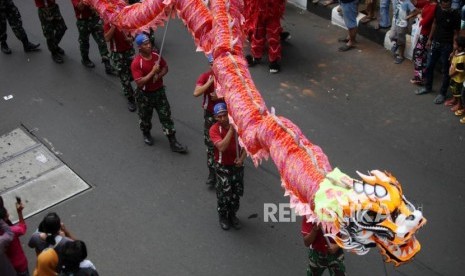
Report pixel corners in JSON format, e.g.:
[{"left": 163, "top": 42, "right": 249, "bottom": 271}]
[{"left": 1, "top": 2, "right": 464, "bottom": 276}]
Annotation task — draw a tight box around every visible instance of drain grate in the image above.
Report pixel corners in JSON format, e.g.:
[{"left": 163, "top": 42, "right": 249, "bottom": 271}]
[{"left": 0, "top": 128, "right": 90, "bottom": 222}]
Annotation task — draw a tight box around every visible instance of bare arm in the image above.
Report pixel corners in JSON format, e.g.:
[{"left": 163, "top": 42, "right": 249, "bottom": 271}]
[
  {"left": 60, "top": 223, "right": 77, "bottom": 241},
  {"left": 104, "top": 25, "right": 115, "bottom": 42},
  {"left": 135, "top": 64, "right": 160, "bottom": 88},
  {"left": 235, "top": 149, "right": 247, "bottom": 167},
  {"left": 214, "top": 127, "right": 235, "bottom": 152},
  {"left": 406, "top": 9, "right": 420, "bottom": 20},
  {"left": 193, "top": 75, "right": 214, "bottom": 97},
  {"left": 303, "top": 224, "right": 320, "bottom": 247}
]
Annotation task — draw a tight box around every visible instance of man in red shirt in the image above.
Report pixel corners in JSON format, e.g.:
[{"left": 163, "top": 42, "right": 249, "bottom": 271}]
[
  {"left": 34, "top": 0, "right": 67, "bottom": 64},
  {"left": 209, "top": 103, "right": 247, "bottom": 230},
  {"left": 130, "top": 34, "right": 187, "bottom": 153},
  {"left": 104, "top": 21, "right": 136, "bottom": 112},
  {"left": 71, "top": 0, "right": 114, "bottom": 74},
  {"left": 193, "top": 54, "right": 224, "bottom": 188},
  {"left": 301, "top": 218, "right": 346, "bottom": 275}
]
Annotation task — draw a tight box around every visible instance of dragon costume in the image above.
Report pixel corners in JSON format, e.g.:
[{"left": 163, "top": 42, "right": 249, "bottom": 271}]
[{"left": 85, "top": 0, "right": 426, "bottom": 266}]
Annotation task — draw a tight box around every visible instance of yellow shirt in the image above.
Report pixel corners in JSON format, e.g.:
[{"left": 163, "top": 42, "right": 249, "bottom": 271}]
[{"left": 451, "top": 52, "right": 465, "bottom": 83}]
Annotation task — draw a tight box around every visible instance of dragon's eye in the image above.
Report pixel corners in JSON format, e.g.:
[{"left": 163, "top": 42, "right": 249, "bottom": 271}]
[
  {"left": 364, "top": 183, "right": 375, "bottom": 195},
  {"left": 354, "top": 181, "right": 364, "bottom": 193},
  {"left": 375, "top": 185, "right": 387, "bottom": 197}
]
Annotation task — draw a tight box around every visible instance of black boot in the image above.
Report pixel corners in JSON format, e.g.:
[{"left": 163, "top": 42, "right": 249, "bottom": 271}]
[
  {"left": 1, "top": 41, "right": 11, "bottom": 54},
  {"left": 167, "top": 134, "right": 187, "bottom": 153},
  {"left": 143, "top": 131, "right": 154, "bottom": 146},
  {"left": 52, "top": 53, "right": 64, "bottom": 64},
  {"left": 219, "top": 215, "right": 230, "bottom": 230},
  {"left": 127, "top": 96, "right": 137, "bottom": 112},
  {"left": 56, "top": 47, "right": 65, "bottom": 56},
  {"left": 229, "top": 213, "right": 241, "bottom": 230},
  {"left": 206, "top": 168, "right": 216, "bottom": 187},
  {"left": 23, "top": 40, "right": 40, "bottom": 52},
  {"left": 82, "top": 57, "right": 95, "bottom": 68},
  {"left": 103, "top": 59, "right": 117, "bottom": 75}
]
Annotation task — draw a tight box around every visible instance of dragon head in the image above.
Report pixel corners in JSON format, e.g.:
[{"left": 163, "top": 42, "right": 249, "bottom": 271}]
[{"left": 313, "top": 169, "right": 426, "bottom": 266}]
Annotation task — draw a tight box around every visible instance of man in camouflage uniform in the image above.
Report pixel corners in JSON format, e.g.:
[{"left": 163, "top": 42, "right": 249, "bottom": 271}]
[
  {"left": 130, "top": 34, "right": 187, "bottom": 153},
  {"left": 193, "top": 55, "right": 225, "bottom": 188},
  {"left": 34, "top": 0, "right": 67, "bottom": 63},
  {"left": 209, "top": 103, "right": 247, "bottom": 231},
  {"left": 0, "top": 0, "right": 40, "bottom": 54},
  {"left": 104, "top": 22, "right": 136, "bottom": 112},
  {"left": 71, "top": 0, "right": 115, "bottom": 74}
]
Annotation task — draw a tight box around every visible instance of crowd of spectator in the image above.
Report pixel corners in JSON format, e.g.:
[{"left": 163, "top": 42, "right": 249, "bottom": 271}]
[
  {"left": 1, "top": 196, "right": 99, "bottom": 276},
  {"left": 331, "top": 0, "right": 465, "bottom": 124}
]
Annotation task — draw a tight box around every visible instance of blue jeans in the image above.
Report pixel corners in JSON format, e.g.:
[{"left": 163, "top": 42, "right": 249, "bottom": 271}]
[
  {"left": 379, "top": 0, "right": 392, "bottom": 28},
  {"left": 424, "top": 42, "right": 453, "bottom": 96},
  {"left": 461, "top": 5, "right": 465, "bottom": 29}
]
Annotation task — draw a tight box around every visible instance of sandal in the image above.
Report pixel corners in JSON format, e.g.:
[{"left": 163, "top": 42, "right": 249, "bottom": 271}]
[
  {"left": 454, "top": 109, "right": 464, "bottom": 116},
  {"left": 375, "top": 25, "right": 391, "bottom": 31},
  {"left": 322, "top": 0, "right": 337, "bottom": 6},
  {"left": 338, "top": 44, "right": 355, "bottom": 52},
  {"left": 460, "top": 117, "right": 465, "bottom": 124},
  {"left": 410, "top": 78, "right": 423, "bottom": 85},
  {"left": 451, "top": 104, "right": 462, "bottom": 112},
  {"left": 360, "top": 16, "right": 376, "bottom": 24},
  {"left": 394, "top": 56, "right": 405, "bottom": 64}
]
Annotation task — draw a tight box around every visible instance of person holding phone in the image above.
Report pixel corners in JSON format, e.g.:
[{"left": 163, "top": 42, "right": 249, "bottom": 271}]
[{"left": 0, "top": 196, "right": 28, "bottom": 275}]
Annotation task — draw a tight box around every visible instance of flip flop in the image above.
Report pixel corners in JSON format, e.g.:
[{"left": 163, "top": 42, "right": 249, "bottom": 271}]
[
  {"left": 338, "top": 44, "right": 355, "bottom": 52},
  {"left": 323, "top": 0, "right": 337, "bottom": 6},
  {"left": 374, "top": 25, "right": 391, "bottom": 30},
  {"left": 360, "top": 16, "right": 376, "bottom": 24}
]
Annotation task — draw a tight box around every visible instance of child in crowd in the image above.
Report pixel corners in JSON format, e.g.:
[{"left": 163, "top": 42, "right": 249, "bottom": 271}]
[
  {"left": 0, "top": 196, "right": 29, "bottom": 276},
  {"left": 390, "top": 0, "right": 419, "bottom": 64},
  {"left": 447, "top": 36, "right": 465, "bottom": 120}
]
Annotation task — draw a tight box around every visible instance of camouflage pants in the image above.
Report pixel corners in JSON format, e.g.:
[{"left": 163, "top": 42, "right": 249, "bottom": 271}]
[
  {"left": 111, "top": 49, "right": 135, "bottom": 98},
  {"left": 76, "top": 15, "right": 109, "bottom": 61},
  {"left": 38, "top": 4, "right": 67, "bottom": 54},
  {"left": 307, "top": 249, "right": 346, "bottom": 276},
  {"left": 204, "top": 110, "right": 215, "bottom": 171},
  {"left": 136, "top": 87, "right": 175, "bottom": 135},
  {"left": 215, "top": 164, "right": 244, "bottom": 217},
  {"left": 0, "top": 0, "right": 28, "bottom": 43}
]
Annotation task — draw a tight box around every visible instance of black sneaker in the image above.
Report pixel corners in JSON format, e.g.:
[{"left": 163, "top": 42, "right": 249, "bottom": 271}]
[
  {"left": 56, "top": 47, "right": 65, "bottom": 56},
  {"left": 245, "top": 54, "right": 260, "bottom": 67},
  {"left": 229, "top": 213, "right": 241, "bottom": 230},
  {"left": 1, "top": 42, "right": 12, "bottom": 55},
  {"left": 219, "top": 216, "right": 230, "bottom": 230},
  {"left": 143, "top": 132, "right": 154, "bottom": 146},
  {"left": 82, "top": 59, "right": 95, "bottom": 68},
  {"left": 24, "top": 42, "right": 40, "bottom": 52},
  {"left": 127, "top": 98, "right": 137, "bottom": 112},
  {"left": 52, "top": 53, "right": 64, "bottom": 64},
  {"left": 269, "top": 61, "right": 280, "bottom": 74}
]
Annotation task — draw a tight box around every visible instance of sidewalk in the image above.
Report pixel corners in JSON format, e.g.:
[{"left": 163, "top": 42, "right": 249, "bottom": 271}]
[{"left": 290, "top": 0, "right": 390, "bottom": 46}]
